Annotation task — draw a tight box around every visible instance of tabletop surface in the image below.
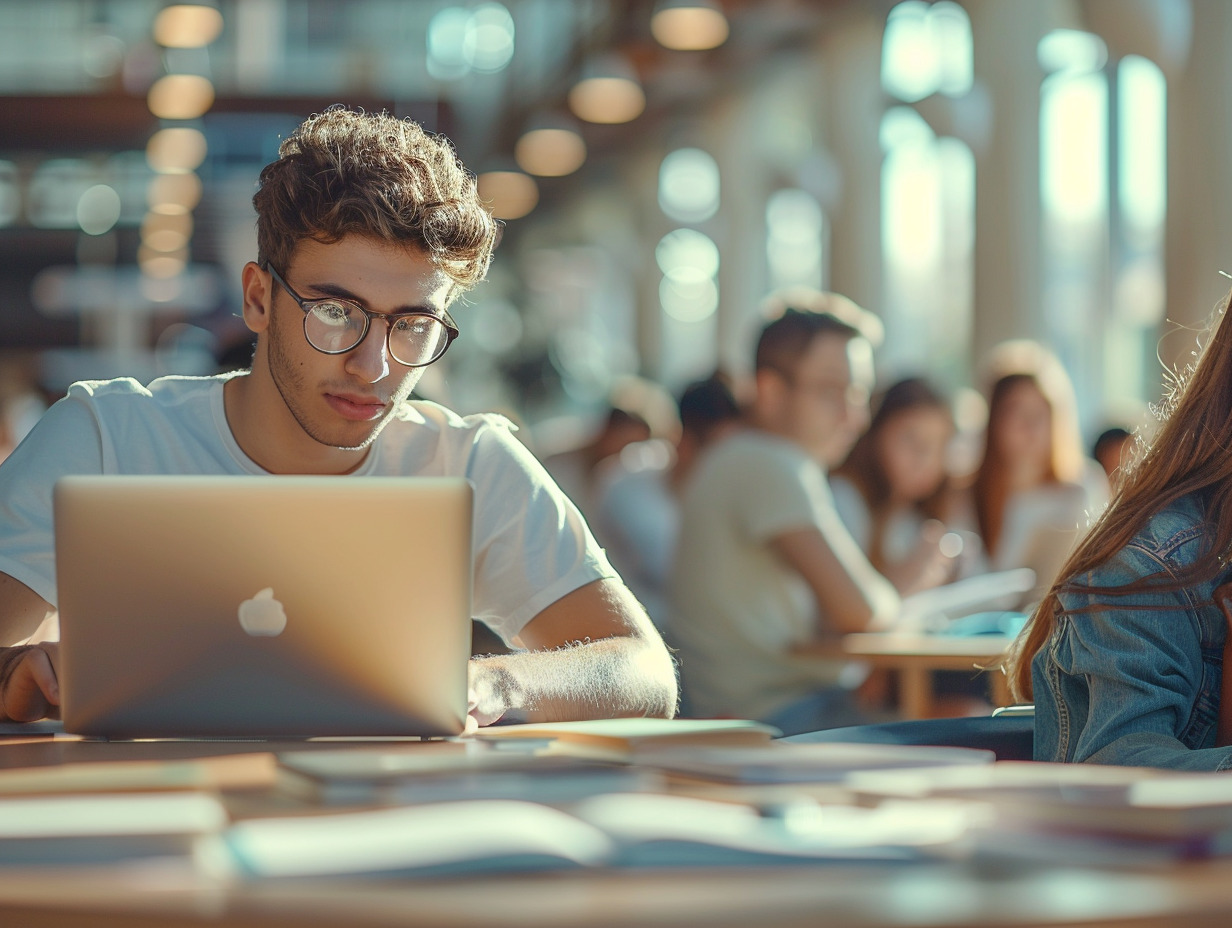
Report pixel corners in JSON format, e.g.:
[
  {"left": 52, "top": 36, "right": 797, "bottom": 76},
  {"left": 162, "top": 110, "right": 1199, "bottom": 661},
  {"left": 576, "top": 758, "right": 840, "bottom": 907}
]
[{"left": 0, "top": 728, "right": 1227, "bottom": 928}]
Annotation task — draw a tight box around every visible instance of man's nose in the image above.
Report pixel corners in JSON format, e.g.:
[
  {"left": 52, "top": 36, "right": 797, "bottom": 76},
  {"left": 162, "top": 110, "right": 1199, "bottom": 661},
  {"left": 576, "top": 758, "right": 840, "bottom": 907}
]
[{"left": 344, "top": 319, "right": 391, "bottom": 383}]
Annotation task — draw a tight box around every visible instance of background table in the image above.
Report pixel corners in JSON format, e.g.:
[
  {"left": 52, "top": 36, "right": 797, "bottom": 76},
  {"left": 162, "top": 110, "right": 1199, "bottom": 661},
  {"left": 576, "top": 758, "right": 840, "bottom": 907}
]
[{"left": 797, "top": 633, "right": 1015, "bottom": 719}]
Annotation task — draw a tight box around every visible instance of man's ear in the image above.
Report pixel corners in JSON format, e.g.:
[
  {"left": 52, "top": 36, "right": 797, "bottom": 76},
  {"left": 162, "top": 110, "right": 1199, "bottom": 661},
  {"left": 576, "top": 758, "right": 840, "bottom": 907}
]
[
  {"left": 240, "top": 262, "right": 271, "bottom": 334},
  {"left": 754, "top": 367, "right": 790, "bottom": 423}
]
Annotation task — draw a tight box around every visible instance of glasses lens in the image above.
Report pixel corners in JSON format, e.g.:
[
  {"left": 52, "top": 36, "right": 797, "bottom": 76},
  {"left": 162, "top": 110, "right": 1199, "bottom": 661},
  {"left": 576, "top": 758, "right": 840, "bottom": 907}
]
[
  {"left": 388, "top": 315, "right": 450, "bottom": 367},
  {"left": 304, "top": 301, "right": 365, "bottom": 352}
]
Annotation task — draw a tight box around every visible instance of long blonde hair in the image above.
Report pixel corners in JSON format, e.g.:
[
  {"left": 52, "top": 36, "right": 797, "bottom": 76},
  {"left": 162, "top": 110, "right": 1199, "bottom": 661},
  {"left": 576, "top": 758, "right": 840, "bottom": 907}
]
[{"left": 1007, "top": 293, "right": 1232, "bottom": 700}]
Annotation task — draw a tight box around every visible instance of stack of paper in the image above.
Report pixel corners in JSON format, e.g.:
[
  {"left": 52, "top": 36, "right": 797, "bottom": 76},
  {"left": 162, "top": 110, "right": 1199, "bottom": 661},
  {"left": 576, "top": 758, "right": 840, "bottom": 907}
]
[
  {"left": 468, "top": 718, "right": 780, "bottom": 762},
  {"left": 0, "top": 791, "right": 228, "bottom": 867},
  {"left": 850, "top": 761, "right": 1232, "bottom": 866},
  {"left": 276, "top": 741, "right": 659, "bottom": 805},
  {"left": 0, "top": 752, "right": 275, "bottom": 870},
  {"left": 633, "top": 741, "right": 995, "bottom": 785}
]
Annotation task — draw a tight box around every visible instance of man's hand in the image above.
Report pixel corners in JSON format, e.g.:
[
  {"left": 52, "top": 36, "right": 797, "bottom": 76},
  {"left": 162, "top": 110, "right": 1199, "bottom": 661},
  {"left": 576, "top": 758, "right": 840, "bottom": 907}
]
[
  {"left": 462, "top": 579, "right": 677, "bottom": 731},
  {"left": 0, "top": 643, "right": 60, "bottom": 722},
  {"left": 466, "top": 659, "right": 517, "bottom": 732}
]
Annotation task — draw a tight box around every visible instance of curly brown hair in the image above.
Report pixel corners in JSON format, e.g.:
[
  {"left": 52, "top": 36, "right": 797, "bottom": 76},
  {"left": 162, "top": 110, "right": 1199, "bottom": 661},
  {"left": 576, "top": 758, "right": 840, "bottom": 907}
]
[{"left": 253, "top": 106, "right": 498, "bottom": 302}]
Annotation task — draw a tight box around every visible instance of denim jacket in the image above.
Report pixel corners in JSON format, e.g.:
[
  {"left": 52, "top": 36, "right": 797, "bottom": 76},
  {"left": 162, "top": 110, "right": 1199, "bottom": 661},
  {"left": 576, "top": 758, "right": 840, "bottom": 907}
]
[{"left": 1032, "top": 492, "right": 1232, "bottom": 770}]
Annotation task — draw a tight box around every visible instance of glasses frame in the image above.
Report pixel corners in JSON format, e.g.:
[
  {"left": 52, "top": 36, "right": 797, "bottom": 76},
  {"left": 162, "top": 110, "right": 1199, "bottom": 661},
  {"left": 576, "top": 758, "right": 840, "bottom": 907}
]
[{"left": 265, "top": 264, "right": 459, "bottom": 368}]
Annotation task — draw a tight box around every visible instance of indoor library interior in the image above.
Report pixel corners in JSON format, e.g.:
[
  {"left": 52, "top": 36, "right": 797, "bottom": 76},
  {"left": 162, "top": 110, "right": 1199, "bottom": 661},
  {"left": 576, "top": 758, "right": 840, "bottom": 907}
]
[{"left": 1, "top": 1, "right": 1231, "bottom": 926}]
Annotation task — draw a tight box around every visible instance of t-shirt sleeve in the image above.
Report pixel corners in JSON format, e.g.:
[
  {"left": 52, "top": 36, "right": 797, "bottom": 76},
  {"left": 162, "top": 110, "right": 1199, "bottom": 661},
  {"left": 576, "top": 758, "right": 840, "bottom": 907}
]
[
  {"left": 828, "top": 475, "right": 871, "bottom": 552},
  {"left": 464, "top": 419, "right": 616, "bottom": 645},
  {"left": 732, "top": 444, "right": 829, "bottom": 543},
  {"left": 0, "top": 393, "right": 106, "bottom": 606}
]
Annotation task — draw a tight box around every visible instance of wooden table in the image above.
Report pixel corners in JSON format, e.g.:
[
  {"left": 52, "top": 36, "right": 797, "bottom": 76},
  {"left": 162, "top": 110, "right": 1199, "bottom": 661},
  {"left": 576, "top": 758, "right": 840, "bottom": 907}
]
[{"left": 797, "top": 633, "right": 1016, "bottom": 719}]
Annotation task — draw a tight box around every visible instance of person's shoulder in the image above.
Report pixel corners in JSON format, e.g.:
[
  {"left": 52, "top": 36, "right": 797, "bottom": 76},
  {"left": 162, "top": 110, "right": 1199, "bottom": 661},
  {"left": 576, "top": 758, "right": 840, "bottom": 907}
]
[
  {"left": 66, "top": 373, "right": 229, "bottom": 406},
  {"left": 393, "top": 400, "right": 519, "bottom": 434},
  {"left": 384, "top": 401, "right": 526, "bottom": 461},
  {"left": 1073, "top": 494, "right": 1211, "bottom": 591},
  {"left": 706, "top": 428, "right": 802, "bottom": 467},
  {"left": 1135, "top": 493, "right": 1210, "bottom": 557}
]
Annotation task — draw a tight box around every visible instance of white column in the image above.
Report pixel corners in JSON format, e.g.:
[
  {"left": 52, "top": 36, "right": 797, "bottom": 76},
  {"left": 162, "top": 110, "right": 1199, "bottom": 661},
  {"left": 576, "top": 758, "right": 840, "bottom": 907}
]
[
  {"left": 966, "top": 0, "right": 1052, "bottom": 357},
  {"left": 819, "top": 13, "right": 885, "bottom": 315}
]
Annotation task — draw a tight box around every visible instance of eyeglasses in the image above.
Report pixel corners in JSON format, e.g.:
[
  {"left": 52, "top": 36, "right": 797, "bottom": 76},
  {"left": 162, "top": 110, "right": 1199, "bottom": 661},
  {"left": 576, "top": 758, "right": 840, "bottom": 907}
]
[
  {"left": 765, "top": 365, "right": 870, "bottom": 408},
  {"left": 266, "top": 264, "right": 459, "bottom": 368}
]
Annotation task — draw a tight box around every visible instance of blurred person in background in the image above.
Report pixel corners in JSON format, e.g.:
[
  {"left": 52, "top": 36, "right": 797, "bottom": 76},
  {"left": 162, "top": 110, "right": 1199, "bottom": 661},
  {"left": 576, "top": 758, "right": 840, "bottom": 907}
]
[
  {"left": 670, "top": 294, "right": 900, "bottom": 735},
  {"left": 1092, "top": 425, "right": 1135, "bottom": 491},
  {"left": 539, "top": 376, "right": 678, "bottom": 525},
  {"left": 830, "top": 377, "right": 959, "bottom": 596},
  {"left": 592, "top": 373, "right": 741, "bottom": 628},
  {"left": 951, "top": 341, "right": 1109, "bottom": 601}
]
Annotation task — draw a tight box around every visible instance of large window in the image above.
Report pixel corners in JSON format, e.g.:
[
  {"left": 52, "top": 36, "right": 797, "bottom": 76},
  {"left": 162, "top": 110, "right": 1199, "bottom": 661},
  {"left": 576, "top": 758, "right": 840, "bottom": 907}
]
[
  {"left": 880, "top": 1, "right": 975, "bottom": 384},
  {"left": 1039, "top": 31, "right": 1166, "bottom": 426}
]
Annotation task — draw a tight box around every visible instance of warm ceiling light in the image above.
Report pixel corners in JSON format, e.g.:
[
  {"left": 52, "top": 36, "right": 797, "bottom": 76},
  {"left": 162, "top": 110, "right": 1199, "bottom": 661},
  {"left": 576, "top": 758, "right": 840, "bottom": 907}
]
[
  {"left": 476, "top": 170, "right": 539, "bottom": 220},
  {"left": 148, "top": 172, "right": 203, "bottom": 214},
  {"left": 153, "top": 4, "right": 224, "bottom": 48},
  {"left": 514, "top": 125, "right": 587, "bottom": 177},
  {"left": 651, "top": 0, "right": 730, "bottom": 51},
  {"left": 143, "top": 228, "right": 190, "bottom": 252},
  {"left": 147, "top": 74, "right": 215, "bottom": 120},
  {"left": 141, "top": 211, "right": 194, "bottom": 253},
  {"left": 139, "top": 248, "right": 189, "bottom": 279},
  {"left": 568, "top": 54, "right": 646, "bottom": 124},
  {"left": 146, "top": 127, "right": 208, "bottom": 173}
]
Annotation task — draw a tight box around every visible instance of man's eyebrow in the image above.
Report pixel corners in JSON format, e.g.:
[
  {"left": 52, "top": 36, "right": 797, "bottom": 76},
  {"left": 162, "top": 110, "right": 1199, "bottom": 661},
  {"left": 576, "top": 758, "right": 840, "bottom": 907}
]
[{"left": 303, "top": 280, "right": 439, "bottom": 315}]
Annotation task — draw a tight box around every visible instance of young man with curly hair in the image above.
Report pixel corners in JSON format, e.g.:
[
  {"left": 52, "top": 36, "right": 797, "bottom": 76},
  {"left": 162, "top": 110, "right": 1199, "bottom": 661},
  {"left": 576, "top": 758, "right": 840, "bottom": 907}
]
[{"left": 0, "top": 107, "right": 677, "bottom": 729}]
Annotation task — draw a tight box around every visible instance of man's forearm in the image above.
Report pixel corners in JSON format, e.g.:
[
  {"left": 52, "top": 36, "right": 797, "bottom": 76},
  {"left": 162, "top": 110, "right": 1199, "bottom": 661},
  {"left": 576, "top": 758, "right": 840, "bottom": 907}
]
[{"left": 469, "top": 635, "right": 678, "bottom": 725}]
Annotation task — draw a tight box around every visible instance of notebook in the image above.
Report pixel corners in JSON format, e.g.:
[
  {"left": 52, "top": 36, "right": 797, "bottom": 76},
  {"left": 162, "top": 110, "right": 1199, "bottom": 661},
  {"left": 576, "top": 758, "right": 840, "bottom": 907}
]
[{"left": 53, "top": 474, "right": 473, "bottom": 739}]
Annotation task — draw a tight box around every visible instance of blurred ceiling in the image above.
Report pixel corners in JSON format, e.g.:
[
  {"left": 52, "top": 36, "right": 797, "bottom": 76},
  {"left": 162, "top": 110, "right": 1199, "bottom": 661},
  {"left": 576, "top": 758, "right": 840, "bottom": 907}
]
[{"left": 0, "top": 0, "right": 874, "bottom": 364}]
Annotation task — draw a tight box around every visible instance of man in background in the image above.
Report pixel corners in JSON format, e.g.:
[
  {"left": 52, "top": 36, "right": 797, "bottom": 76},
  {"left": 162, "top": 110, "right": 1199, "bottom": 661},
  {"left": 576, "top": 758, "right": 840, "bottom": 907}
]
[
  {"left": 670, "top": 294, "right": 898, "bottom": 734},
  {"left": 593, "top": 374, "right": 741, "bottom": 627}
]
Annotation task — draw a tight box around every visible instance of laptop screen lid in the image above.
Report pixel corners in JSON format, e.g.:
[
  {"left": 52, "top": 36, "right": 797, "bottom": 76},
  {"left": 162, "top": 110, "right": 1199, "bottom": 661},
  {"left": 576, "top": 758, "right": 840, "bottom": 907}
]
[{"left": 54, "top": 475, "right": 472, "bottom": 739}]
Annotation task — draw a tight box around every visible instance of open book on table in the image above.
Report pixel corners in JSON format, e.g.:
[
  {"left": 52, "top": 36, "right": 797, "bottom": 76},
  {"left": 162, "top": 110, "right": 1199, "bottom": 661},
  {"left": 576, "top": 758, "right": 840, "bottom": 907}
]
[
  {"left": 221, "top": 792, "right": 977, "bottom": 879},
  {"left": 466, "top": 717, "right": 780, "bottom": 761},
  {"left": 275, "top": 741, "right": 658, "bottom": 805}
]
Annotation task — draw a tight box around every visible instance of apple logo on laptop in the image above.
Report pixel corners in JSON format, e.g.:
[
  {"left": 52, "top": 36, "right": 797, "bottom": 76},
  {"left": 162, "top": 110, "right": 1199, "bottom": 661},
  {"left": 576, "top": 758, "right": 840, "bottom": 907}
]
[{"left": 238, "top": 587, "right": 288, "bottom": 637}]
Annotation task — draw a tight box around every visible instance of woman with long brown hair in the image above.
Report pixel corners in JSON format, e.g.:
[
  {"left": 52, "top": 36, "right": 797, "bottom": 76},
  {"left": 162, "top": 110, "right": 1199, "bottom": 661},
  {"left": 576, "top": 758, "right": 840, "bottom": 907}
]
[
  {"left": 954, "top": 342, "right": 1109, "bottom": 597},
  {"left": 831, "top": 377, "right": 957, "bottom": 595},
  {"left": 1007, "top": 300, "right": 1232, "bottom": 769}
]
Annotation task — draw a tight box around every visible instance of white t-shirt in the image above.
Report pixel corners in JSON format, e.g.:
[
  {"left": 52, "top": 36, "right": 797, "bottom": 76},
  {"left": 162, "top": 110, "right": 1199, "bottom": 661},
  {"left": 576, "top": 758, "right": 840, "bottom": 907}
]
[
  {"left": 0, "top": 374, "right": 615, "bottom": 646},
  {"left": 829, "top": 474, "right": 931, "bottom": 567},
  {"left": 592, "top": 439, "right": 678, "bottom": 627},
  {"left": 669, "top": 430, "right": 879, "bottom": 720}
]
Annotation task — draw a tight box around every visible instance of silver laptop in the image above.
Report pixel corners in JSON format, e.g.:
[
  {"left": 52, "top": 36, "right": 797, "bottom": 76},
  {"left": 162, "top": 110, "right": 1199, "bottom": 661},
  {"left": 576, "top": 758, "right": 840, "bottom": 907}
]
[{"left": 53, "top": 475, "right": 473, "bottom": 739}]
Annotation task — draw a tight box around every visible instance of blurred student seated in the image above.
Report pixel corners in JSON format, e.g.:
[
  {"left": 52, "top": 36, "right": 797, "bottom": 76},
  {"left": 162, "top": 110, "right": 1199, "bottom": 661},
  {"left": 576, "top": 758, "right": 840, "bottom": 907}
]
[
  {"left": 539, "top": 377, "right": 677, "bottom": 525},
  {"left": 950, "top": 340, "right": 1109, "bottom": 603},
  {"left": 592, "top": 374, "right": 741, "bottom": 628},
  {"left": 669, "top": 291, "right": 900, "bottom": 736},
  {"left": 830, "top": 377, "right": 960, "bottom": 596},
  {"left": 1092, "top": 425, "right": 1135, "bottom": 491}
]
